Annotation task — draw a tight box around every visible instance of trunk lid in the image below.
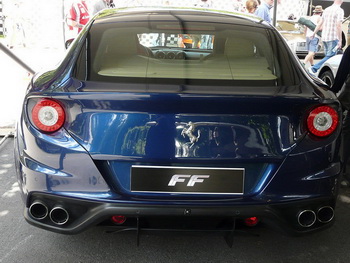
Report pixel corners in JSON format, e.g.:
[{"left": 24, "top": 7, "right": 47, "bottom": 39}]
[{"left": 60, "top": 84, "right": 320, "bottom": 198}]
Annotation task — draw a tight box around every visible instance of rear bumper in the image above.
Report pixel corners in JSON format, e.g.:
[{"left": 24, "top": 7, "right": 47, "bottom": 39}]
[{"left": 25, "top": 192, "right": 337, "bottom": 236}]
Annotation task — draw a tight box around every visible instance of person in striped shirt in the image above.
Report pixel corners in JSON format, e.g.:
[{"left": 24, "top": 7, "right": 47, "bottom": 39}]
[
  {"left": 67, "top": 0, "right": 90, "bottom": 33},
  {"left": 308, "top": 0, "right": 344, "bottom": 74}
]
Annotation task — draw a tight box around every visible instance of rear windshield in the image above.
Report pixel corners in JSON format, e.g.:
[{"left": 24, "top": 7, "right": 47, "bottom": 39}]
[{"left": 74, "top": 18, "right": 298, "bottom": 87}]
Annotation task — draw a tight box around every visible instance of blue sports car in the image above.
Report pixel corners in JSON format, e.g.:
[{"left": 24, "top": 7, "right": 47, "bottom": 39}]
[{"left": 14, "top": 7, "right": 342, "bottom": 243}]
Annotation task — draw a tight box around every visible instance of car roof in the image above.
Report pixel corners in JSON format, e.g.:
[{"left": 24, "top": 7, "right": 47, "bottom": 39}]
[{"left": 92, "top": 7, "right": 270, "bottom": 28}]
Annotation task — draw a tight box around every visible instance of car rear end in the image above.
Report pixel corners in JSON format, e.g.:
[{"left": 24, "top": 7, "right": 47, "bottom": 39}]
[{"left": 15, "top": 8, "right": 342, "bottom": 237}]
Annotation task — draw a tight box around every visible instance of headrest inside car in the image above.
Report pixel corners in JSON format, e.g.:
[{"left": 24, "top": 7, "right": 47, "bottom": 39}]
[{"left": 224, "top": 38, "right": 255, "bottom": 58}]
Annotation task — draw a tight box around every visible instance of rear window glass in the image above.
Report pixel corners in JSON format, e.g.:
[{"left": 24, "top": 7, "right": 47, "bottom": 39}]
[{"left": 76, "top": 19, "right": 298, "bottom": 87}]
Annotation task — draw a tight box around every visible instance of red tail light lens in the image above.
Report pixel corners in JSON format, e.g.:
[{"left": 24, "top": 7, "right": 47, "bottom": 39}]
[
  {"left": 111, "top": 215, "right": 127, "bottom": 225},
  {"left": 244, "top": 217, "right": 259, "bottom": 227},
  {"left": 307, "top": 106, "right": 339, "bottom": 137},
  {"left": 32, "top": 99, "right": 65, "bottom": 133}
]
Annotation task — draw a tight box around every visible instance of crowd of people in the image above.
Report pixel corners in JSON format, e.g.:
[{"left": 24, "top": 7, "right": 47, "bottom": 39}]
[
  {"left": 64, "top": 0, "right": 276, "bottom": 50},
  {"left": 65, "top": 0, "right": 278, "bottom": 36}
]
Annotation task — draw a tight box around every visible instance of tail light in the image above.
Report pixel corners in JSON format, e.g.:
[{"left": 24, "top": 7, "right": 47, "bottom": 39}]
[
  {"left": 244, "top": 217, "right": 259, "bottom": 227},
  {"left": 111, "top": 215, "right": 127, "bottom": 225},
  {"left": 32, "top": 99, "right": 65, "bottom": 133},
  {"left": 307, "top": 105, "right": 339, "bottom": 137}
]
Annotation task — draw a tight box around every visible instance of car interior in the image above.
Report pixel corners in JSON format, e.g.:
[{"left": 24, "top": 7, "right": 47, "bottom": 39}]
[{"left": 92, "top": 27, "right": 278, "bottom": 82}]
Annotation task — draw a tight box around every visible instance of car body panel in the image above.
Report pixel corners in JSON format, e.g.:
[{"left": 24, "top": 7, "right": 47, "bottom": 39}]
[{"left": 15, "top": 7, "right": 342, "bottom": 237}]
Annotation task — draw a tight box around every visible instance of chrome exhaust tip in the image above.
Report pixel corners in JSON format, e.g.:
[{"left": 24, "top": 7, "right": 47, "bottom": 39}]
[
  {"left": 297, "top": 210, "right": 316, "bottom": 228},
  {"left": 29, "top": 201, "right": 48, "bottom": 220},
  {"left": 49, "top": 206, "right": 69, "bottom": 225},
  {"left": 317, "top": 206, "right": 334, "bottom": 223}
]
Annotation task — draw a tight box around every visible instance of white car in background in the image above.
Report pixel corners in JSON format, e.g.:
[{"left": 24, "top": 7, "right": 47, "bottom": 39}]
[
  {"left": 317, "top": 54, "right": 342, "bottom": 87},
  {"left": 276, "top": 20, "right": 323, "bottom": 57}
]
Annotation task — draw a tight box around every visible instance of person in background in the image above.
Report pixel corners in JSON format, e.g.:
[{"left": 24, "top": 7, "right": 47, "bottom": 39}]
[
  {"left": 254, "top": 0, "right": 273, "bottom": 24},
  {"left": 308, "top": 0, "right": 344, "bottom": 75},
  {"left": 245, "top": 0, "right": 259, "bottom": 14},
  {"left": 195, "top": 0, "right": 212, "bottom": 8},
  {"left": 303, "top": 5, "right": 323, "bottom": 67},
  {"left": 288, "top": 13, "right": 296, "bottom": 20},
  {"left": 89, "top": 0, "right": 114, "bottom": 16},
  {"left": 67, "top": 0, "right": 90, "bottom": 34}
]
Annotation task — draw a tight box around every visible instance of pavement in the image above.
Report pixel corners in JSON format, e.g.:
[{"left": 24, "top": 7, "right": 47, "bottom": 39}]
[
  {"left": 1, "top": 136, "right": 350, "bottom": 262},
  {"left": 0, "top": 38, "right": 65, "bottom": 134}
]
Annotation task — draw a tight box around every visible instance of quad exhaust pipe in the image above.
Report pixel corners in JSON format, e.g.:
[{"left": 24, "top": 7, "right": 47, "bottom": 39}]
[
  {"left": 317, "top": 206, "right": 334, "bottom": 223},
  {"left": 297, "top": 210, "right": 316, "bottom": 228},
  {"left": 297, "top": 206, "right": 335, "bottom": 227},
  {"left": 29, "top": 201, "right": 69, "bottom": 225},
  {"left": 29, "top": 201, "right": 335, "bottom": 229},
  {"left": 49, "top": 206, "right": 70, "bottom": 225},
  {"left": 29, "top": 201, "right": 49, "bottom": 220}
]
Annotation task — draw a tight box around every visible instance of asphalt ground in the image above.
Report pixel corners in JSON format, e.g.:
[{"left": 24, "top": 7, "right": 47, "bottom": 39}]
[{"left": 1, "top": 137, "right": 350, "bottom": 262}]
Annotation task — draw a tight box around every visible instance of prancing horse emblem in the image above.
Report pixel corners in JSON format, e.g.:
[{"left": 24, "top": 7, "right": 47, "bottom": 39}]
[{"left": 181, "top": 122, "right": 200, "bottom": 147}]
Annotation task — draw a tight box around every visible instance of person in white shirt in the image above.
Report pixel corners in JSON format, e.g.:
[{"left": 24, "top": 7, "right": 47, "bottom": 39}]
[
  {"left": 303, "top": 5, "right": 323, "bottom": 67},
  {"left": 309, "top": 0, "right": 344, "bottom": 74}
]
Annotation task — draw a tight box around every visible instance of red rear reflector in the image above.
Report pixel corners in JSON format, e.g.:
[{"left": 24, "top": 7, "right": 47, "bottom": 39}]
[
  {"left": 244, "top": 217, "right": 259, "bottom": 227},
  {"left": 307, "top": 106, "right": 339, "bottom": 137},
  {"left": 111, "top": 215, "right": 127, "bottom": 225},
  {"left": 32, "top": 99, "right": 65, "bottom": 133}
]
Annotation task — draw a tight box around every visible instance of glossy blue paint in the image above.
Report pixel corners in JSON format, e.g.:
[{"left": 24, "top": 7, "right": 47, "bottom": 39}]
[
  {"left": 14, "top": 7, "right": 343, "bottom": 236},
  {"left": 16, "top": 90, "right": 341, "bottom": 201}
]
